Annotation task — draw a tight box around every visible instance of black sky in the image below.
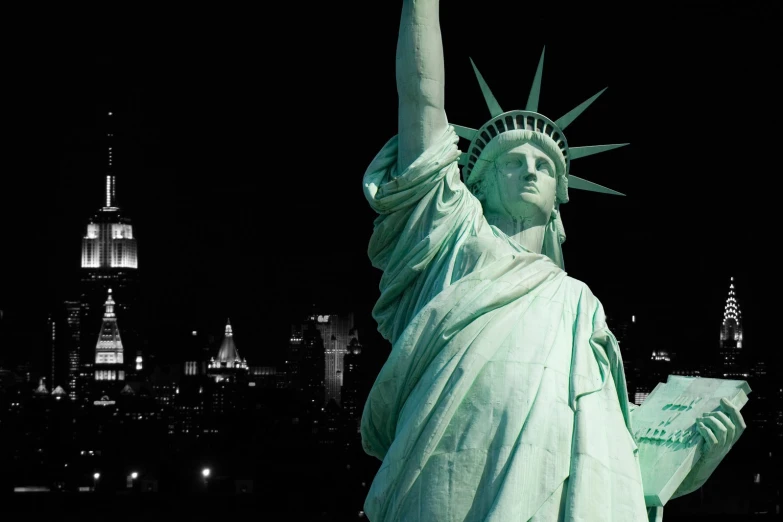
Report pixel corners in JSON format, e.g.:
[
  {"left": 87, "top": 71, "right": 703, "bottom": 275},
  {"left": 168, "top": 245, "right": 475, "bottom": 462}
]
[{"left": 1, "top": 4, "right": 781, "bottom": 369}]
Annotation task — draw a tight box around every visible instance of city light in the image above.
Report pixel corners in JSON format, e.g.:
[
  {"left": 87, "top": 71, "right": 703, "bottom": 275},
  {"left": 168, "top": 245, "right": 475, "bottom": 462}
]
[
  {"left": 202, "top": 468, "right": 210, "bottom": 477},
  {"left": 131, "top": 472, "right": 138, "bottom": 479}
]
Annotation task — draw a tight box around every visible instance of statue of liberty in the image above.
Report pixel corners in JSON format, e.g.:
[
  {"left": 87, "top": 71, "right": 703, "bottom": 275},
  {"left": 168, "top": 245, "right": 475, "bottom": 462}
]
[{"left": 359, "top": 1, "right": 746, "bottom": 520}]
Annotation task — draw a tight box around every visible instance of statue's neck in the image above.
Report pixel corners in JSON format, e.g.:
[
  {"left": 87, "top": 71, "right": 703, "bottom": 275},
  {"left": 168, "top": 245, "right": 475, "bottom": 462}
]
[{"left": 485, "top": 212, "right": 548, "bottom": 254}]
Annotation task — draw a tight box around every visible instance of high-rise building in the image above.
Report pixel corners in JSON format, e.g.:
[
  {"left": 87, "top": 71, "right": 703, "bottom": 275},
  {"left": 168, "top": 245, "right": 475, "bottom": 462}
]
[
  {"left": 207, "top": 320, "right": 248, "bottom": 382},
  {"left": 315, "top": 313, "right": 358, "bottom": 406},
  {"left": 285, "top": 319, "right": 325, "bottom": 408},
  {"left": 46, "top": 314, "right": 56, "bottom": 392},
  {"left": 94, "top": 289, "right": 125, "bottom": 383},
  {"left": 719, "top": 277, "right": 745, "bottom": 378},
  {"left": 341, "top": 337, "right": 364, "bottom": 427},
  {"left": 79, "top": 109, "right": 141, "bottom": 383},
  {"left": 64, "top": 301, "right": 81, "bottom": 400},
  {"left": 202, "top": 320, "right": 249, "bottom": 435}
]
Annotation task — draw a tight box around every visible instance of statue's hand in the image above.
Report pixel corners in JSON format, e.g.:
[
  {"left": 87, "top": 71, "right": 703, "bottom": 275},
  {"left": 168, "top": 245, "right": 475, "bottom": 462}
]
[
  {"left": 673, "top": 397, "right": 747, "bottom": 498},
  {"left": 696, "top": 397, "right": 746, "bottom": 462}
]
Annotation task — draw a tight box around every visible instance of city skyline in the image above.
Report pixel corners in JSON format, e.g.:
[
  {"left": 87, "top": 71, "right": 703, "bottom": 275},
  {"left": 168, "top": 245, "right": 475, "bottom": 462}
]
[
  {"left": 2, "top": 4, "right": 780, "bottom": 372},
  {"left": 0, "top": 5, "right": 780, "bottom": 519}
]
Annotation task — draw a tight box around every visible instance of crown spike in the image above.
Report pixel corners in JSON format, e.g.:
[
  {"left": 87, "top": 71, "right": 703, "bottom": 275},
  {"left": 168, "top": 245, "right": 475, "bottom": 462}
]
[
  {"left": 569, "top": 143, "right": 629, "bottom": 160},
  {"left": 525, "top": 47, "right": 546, "bottom": 112},
  {"left": 555, "top": 87, "right": 607, "bottom": 130},
  {"left": 452, "top": 124, "right": 478, "bottom": 141},
  {"left": 470, "top": 58, "right": 503, "bottom": 117},
  {"left": 568, "top": 175, "right": 625, "bottom": 196}
]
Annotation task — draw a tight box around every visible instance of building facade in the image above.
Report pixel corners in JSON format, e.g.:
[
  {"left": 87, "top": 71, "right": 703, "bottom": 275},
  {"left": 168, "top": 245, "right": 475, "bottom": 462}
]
[
  {"left": 314, "top": 313, "right": 358, "bottom": 406},
  {"left": 93, "top": 289, "right": 126, "bottom": 386}
]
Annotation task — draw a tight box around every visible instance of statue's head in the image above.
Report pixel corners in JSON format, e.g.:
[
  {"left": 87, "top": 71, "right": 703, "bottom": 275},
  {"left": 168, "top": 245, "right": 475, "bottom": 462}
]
[
  {"left": 452, "top": 49, "right": 628, "bottom": 267},
  {"left": 468, "top": 128, "right": 567, "bottom": 224}
]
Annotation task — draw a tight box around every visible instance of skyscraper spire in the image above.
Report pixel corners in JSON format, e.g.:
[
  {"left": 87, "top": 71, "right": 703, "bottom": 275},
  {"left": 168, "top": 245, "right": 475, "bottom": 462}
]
[
  {"left": 719, "top": 277, "right": 745, "bottom": 378},
  {"left": 208, "top": 319, "right": 248, "bottom": 381},
  {"left": 81, "top": 108, "right": 138, "bottom": 270},
  {"left": 105, "top": 109, "right": 116, "bottom": 209}
]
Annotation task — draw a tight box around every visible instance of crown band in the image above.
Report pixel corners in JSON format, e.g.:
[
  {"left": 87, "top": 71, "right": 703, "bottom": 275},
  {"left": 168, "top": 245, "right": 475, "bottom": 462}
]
[{"left": 462, "top": 110, "right": 570, "bottom": 187}]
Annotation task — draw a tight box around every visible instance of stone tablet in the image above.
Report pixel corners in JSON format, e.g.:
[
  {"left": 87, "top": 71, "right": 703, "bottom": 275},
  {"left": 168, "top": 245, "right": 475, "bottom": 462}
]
[{"left": 633, "top": 375, "right": 751, "bottom": 507}]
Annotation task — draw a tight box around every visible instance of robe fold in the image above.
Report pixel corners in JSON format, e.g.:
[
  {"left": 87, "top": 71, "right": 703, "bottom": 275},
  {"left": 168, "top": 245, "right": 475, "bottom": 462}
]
[{"left": 360, "top": 126, "right": 649, "bottom": 521}]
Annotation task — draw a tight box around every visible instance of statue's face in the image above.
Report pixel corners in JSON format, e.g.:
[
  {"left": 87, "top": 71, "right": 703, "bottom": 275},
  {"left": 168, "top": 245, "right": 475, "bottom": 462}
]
[{"left": 484, "top": 141, "right": 557, "bottom": 222}]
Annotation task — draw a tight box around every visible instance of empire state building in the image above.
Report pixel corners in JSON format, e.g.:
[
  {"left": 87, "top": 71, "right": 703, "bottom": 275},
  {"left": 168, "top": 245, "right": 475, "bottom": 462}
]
[{"left": 79, "top": 110, "right": 141, "bottom": 377}]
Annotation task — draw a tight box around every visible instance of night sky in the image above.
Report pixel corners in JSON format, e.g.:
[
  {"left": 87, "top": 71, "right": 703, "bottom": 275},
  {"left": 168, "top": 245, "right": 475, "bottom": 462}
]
[{"left": 2, "top": 4, "right": 780, "bottom": 371}]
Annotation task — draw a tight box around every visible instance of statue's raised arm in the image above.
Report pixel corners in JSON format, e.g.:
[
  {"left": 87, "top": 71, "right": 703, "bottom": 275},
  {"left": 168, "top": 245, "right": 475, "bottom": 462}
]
[{"left": 396, "top": 0, "right": 448, "bottom": 172}]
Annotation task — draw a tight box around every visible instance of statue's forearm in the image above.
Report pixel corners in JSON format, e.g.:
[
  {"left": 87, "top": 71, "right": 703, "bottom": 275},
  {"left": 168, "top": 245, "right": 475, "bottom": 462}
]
[
  {"left": 397, "top": 0, "right": 444, "bottom": 106},
  {"left": 397, "top": 0, "right": 448, "bottom": 171}
]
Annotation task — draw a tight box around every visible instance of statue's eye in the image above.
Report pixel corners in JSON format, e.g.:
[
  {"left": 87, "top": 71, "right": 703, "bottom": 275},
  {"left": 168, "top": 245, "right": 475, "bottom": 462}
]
[
  {"left": 536, "top": 161, "right": 553, "bottom": 175},
  {"left": 503, "top": 159, "right": 522, "bottom": 170}
]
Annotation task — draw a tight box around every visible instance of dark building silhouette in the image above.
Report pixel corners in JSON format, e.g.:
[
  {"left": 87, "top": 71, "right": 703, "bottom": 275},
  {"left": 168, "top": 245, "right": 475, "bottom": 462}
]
[
  {"left": 341, "top": 337, "right": 364, "bottom": 431},
  {"left": 285, "top": 319, "right": 325, "bottom": 410}
]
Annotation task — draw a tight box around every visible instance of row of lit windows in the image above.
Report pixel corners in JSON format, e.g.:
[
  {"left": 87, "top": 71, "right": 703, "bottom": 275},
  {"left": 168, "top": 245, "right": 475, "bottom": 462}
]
[{"left": 95, "top": 370, "right": 125, "bottom": 381}]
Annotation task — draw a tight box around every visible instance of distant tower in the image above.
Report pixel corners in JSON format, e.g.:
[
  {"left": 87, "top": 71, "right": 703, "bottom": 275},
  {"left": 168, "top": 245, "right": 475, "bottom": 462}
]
[
  {"left": 315, "top": 313, "right": 358, "bottom": 406},
  {"left": 206, "top": 320, "right": 248, "bottom": 424},
  {"left": 341, "top": 337, "right": 364, "bottom": 426},
  {"left": 80, "top": 108, "right": 140, "bottom": 380},
  {"left": 285, "top": 318, "right": 325, "bottom": 409},
  {"left": 34, "top": 378, "right": 49, "bottom": 396},
  {"left": 64, "top": 301, "right": 81, "bottom": 400},
  {"left": 46, "top": 314, "right": 56, "bottom": 392},
  {"left": 94, "top": 289, "right": 125, "bottom": 382},
  {"left": 719, "top": 277, "right": 745, "bottom": 378},
  {"left": 207, "top": 320, "right": 248, "bottom": 382}
]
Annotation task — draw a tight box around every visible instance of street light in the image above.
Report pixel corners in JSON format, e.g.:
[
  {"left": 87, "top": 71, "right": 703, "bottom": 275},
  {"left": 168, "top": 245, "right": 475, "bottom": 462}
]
[
  {"left": 93, "top": 472, "right": 100, "bottom": 491},
  {"left": 201, "top": 467, "right": 211, "bottom": 491},
  {"left": 127, "top": 471, "right": 139, "bottom": 489}
]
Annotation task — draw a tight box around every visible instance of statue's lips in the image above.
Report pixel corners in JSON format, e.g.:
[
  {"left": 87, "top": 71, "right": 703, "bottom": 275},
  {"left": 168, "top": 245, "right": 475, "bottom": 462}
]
[{"left": 520, "top": 183, "right": 538, "bottom": 194}]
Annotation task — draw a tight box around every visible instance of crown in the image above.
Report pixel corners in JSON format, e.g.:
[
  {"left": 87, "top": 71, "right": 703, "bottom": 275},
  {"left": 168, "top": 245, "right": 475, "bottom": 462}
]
[{"left": 455, "top": 48, "right": 627, "bottom": 198}]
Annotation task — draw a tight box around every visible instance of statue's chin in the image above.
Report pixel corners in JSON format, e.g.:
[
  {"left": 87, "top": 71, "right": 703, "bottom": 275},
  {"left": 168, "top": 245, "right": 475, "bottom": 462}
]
[{"left": 505, "top": 194, "right": 550, "bottom": 221}]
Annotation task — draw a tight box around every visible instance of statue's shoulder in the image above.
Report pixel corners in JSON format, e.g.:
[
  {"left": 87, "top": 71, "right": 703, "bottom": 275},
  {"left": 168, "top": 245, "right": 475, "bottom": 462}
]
[
  {"left": 561, "top": 273, "right": 587, "bottom": 290},
  {"left": 560, "top": 274, "right": 603, "bottom": 306}
]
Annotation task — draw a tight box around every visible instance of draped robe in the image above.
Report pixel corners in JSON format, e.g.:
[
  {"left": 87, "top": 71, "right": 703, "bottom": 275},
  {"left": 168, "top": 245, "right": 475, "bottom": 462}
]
[{"left": 360, "top": 127, "right": 649, "bottom": 521}]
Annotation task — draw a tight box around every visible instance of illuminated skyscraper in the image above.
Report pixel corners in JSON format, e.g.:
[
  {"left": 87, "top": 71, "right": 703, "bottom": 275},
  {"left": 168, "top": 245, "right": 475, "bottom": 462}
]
[
  {"left": 94, "top": 289, "right": 125, "bottom": 382},
  {"left": 719, "top": 277, "right": 745, "bottom": 378},
  {"left": 207, "top": 320, "right": 248, "bottom": 382},
  {"left": 315, "top": 313, "right": 358, "bottom": 406},
  {"left": 64, "top": 301, "right": 81, "bottom": 400},
  {"left": 207, "top": 320, "right": 248, "bottom": 425},
  {"left": 79, "top": 109, "right": 141, "bottom": 377}
]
